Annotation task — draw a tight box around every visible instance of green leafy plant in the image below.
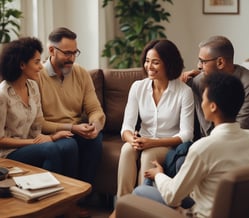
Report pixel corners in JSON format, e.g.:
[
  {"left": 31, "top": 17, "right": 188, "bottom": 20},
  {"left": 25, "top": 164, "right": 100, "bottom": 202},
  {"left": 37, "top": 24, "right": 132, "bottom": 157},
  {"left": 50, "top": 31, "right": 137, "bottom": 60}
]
[
  {"left": 102, "top": 0, "right": 173, "bottom": 68},
  {"left": 0, "top": 0, "right": 23, "bottom": 43}
]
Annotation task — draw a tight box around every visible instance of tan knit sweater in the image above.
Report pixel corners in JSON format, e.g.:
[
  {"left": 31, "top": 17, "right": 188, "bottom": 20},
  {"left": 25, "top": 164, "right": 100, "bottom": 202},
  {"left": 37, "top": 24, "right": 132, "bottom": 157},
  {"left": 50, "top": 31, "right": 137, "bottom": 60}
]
[{"left": 37, "top": 63, "right": 105, "bottom": 134}]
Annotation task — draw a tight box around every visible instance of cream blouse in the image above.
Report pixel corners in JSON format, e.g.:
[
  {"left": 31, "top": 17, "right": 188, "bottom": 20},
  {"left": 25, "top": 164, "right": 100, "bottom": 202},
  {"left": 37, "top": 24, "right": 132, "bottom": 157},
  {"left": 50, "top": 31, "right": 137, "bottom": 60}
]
[{"left": 0, "top": 79, "right": 43, "bottom": 157}]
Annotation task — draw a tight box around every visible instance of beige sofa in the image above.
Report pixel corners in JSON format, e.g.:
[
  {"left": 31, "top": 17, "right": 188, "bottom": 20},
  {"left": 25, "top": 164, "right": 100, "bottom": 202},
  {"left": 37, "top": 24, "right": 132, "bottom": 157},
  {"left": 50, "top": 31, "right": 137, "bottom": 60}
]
[
  {"left": 88, "top": 68, "right": 145, "bottom": 197},
  {"left": 115, "top": 165, "right": 249, "bottom": 218}
]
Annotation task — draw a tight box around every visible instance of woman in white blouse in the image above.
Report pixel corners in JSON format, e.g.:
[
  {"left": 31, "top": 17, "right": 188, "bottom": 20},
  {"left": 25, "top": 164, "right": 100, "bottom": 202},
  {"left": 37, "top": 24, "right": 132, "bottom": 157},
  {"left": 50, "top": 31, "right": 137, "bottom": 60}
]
[{"left": 117, "top": 39, "right": 194, "bottom": 197}]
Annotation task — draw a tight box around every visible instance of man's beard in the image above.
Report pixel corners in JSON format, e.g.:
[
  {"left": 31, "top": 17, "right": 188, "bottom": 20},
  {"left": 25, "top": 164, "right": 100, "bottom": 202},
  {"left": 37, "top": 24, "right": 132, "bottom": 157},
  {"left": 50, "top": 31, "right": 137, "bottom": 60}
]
[
  {"left": 58, "top": 61, "right": 73, "bottom": 76},
  {"left": 61, "top": 66, "right": 72, "bottom": 76}
]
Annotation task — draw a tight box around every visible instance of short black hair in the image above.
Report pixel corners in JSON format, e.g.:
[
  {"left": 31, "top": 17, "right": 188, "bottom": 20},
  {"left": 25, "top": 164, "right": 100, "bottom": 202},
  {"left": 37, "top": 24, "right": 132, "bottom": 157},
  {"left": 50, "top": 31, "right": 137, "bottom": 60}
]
[
  {"left": 199, "top": 36, "right": 234, "bottom": 62},
  {"left": 140, "top": 39, "right": 184, "bottom": 80},
  {"left": 48, "top": 27, "right": 77, "bottom": 44},
  {"left": 0, "top": 37, "right": 43, "bottom": 82},
  {"left": 204, "top": 72, "right": 244, "bottom": 119}
]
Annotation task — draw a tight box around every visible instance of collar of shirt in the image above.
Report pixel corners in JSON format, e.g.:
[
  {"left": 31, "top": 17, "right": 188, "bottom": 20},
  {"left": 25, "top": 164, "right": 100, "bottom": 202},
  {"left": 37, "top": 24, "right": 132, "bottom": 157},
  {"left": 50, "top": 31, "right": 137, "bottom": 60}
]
[
  {"left": 146, "top": 78, "right": 178, "bottom": 93},
  {"left": 210, "top": 122, "right": 241, "bottom": 135},
  {"left": 43, "top": 57, "right": 57, "bottom": 77}
]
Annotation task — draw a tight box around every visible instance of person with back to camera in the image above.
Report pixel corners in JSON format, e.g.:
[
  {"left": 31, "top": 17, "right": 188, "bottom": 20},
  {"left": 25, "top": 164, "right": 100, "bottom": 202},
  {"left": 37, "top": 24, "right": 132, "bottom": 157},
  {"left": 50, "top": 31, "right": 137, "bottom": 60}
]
[
  {"left": 131, "top": 72, "right": 249, "bottom": 218},
  {"left": 116, "top": 39, "right": 194, "bottom": 199},
  {"left": 0, "top": 37, "right": 79, "bottom": 178},
  {"left": 181, "top": 35, "right": 249, "bottom": 139},
  {"left": 37, "top": 27, "right": 105, "bottom": 186}
]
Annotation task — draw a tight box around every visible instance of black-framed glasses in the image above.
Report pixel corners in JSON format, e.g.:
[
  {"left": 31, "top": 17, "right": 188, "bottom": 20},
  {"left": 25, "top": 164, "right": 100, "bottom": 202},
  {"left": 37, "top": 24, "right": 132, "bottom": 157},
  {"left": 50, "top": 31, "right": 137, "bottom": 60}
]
[
  {"left": 54, "top": 46, "right": 81, "bottom": 58},
  {"left": 198, "top": 57, "right": 218, "bottom": 64}
]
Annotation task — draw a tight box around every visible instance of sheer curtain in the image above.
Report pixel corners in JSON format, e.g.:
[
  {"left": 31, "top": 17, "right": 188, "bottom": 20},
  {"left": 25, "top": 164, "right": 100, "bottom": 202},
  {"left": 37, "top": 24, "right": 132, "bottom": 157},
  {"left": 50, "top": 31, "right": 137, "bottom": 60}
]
[
  {"left": 20, "top": 0, "right": 115, "bottom": 68},
  {"left": 99, "top": 0, "right": 115, "bottom": 68},
  {"left": 20, "top": 0, "right": 53, "bottom": 61}
]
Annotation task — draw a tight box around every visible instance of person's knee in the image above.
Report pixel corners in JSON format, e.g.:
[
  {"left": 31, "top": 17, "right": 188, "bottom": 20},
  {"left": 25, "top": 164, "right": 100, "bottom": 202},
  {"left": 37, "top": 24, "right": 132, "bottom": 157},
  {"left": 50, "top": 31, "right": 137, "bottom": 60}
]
[
  {"left": 132, "top": 185, "right": 144, "bottom": 196},
  {"left": 55, "top": 138, "right": 78, "bottom": 153},
  {"left": 120, "top": 142, "right": 135, "bottom": 156},
  {"left": 41, "top": 142, "right": 59, "bottom": 153}
]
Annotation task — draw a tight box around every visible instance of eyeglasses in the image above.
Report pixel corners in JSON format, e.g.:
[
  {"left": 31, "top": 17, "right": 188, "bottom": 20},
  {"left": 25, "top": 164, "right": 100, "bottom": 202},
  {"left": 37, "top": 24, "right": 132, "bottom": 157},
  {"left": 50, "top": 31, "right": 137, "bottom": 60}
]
[
  {"left": 198, "top": 57, "right": 218, "bottom": 64},
  {"left": 54, "top": 46, "right": 81, "bottom": 58}
]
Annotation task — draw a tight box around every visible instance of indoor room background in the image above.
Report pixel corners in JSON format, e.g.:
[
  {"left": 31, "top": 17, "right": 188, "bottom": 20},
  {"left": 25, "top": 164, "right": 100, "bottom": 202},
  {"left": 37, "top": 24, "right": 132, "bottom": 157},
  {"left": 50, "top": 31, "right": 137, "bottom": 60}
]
[{"left": 15, "top": 0, "right": 249, "bottom": 71}]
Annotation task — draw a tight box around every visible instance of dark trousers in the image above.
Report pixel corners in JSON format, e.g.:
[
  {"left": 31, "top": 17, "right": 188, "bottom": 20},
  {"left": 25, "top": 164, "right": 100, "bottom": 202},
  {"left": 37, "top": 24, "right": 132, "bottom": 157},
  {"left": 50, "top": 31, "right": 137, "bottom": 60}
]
[
  {"left": 7, "top": 138, "right": 79, "bottom": 178},
  {"left": 73, "top": 132, "right": 103, "bottom": 185}
]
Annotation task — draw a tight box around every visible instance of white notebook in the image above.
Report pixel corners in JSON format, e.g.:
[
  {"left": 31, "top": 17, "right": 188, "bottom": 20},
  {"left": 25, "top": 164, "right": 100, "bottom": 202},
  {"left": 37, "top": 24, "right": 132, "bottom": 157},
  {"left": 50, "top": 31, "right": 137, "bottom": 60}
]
[
  {"left": 10, "top": 185, "right": 64, "bottom": 202},
  {"left": 12, "top": 172, "right": 60, "bottom": 190}
]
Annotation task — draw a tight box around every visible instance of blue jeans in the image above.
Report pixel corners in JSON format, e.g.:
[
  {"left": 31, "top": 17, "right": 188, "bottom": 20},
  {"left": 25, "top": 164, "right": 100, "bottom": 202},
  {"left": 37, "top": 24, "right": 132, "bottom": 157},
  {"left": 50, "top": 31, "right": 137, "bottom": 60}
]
[
  {"left": 133, "top": 185, "right": 195, "bottom": 209},
  {"left": 73, "top": 132, "right": 103, "bottom": 185},
  {"left": 133, "top": 185, "right": 166, "bottom": 205},
  {"left": 7, "top": 137, "right": 79, "bottom": 178},
  {"left": 142, "top": 149, "right": 194, "bottom": 209}
]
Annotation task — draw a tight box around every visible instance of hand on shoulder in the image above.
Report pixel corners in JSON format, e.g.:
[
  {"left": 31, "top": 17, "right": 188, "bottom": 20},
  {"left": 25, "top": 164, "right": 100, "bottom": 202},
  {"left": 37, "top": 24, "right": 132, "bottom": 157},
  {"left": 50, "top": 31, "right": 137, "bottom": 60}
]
[{"left": 180, "top": 69, "right": 200, "bottom": 83}]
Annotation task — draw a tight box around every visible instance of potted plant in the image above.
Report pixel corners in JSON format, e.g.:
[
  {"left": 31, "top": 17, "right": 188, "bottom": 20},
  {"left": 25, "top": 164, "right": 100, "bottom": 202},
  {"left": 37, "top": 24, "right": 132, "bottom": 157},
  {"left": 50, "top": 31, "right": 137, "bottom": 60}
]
[
  {"left": 0, "top": 0, "right": 23, "bottom": 44},
  {"left": 102, "top": 0, "right": 173, "bottom": 68}
]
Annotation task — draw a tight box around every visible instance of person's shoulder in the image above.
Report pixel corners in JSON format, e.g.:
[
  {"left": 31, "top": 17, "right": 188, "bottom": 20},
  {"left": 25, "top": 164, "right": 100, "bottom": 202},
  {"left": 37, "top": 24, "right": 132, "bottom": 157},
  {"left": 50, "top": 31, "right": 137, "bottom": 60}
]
[
  {"left": 176, "top": 78, "right": 191, "bottom": 88},
  {"left": 174, "top": 79, "right": 193, "bottom": 94},
  {"left": 132, "top": 77, "right": 149, "bottom": 86},
  {"left": 192, "top": 71, "right": 204, "bottom": 82},
  {"left": 128, "top": 78, "right": 150, "bottom": 94},
  {"left": 38, "top": 66, "right": 49, "bottom": 79},
  {"left": 242, "top": 128, "right": 249, "bottom": 134},
  {"left": 234, "top": 64, "right": 249, "bottom": 76},
  {"left": 0, "top": 80, "right": 7, "bottom": 88},
  {"left": 0, "top": 80, "right": 8, "bottom": 97},
  {"left": 71, "top": 63, "right": 90, "bottom": 80},
  {"left": 72, "top": 63, "right": 88, "bottom": 74},
  {"left": 188, "top": 136, "right": 211, "bottom": 155},
  {"left": 234, "top": 65, "right": 249, "bottom": 85},
  {"left": 26, "top": 79, "right": 39, "bottom": 93}
]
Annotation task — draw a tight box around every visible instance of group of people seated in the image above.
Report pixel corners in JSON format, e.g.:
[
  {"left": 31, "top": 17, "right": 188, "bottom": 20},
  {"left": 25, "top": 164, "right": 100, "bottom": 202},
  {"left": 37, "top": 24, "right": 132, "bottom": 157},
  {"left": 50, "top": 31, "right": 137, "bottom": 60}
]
[
  {"left": 0, "top": 27, "right": 249, "bottom": 218},
  {"left": 0, "top": 27, "right": 105, "bottom": 186},
  {"left": 113, "top": 35, "right": 249, "bottom": 218}
]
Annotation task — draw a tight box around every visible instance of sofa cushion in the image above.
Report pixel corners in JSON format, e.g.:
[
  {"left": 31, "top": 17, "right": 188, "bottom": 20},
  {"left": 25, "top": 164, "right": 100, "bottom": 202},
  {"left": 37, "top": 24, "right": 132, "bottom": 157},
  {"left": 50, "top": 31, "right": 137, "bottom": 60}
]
[{"left": 103, "top": 68, "right": 145, "bottom": 134}]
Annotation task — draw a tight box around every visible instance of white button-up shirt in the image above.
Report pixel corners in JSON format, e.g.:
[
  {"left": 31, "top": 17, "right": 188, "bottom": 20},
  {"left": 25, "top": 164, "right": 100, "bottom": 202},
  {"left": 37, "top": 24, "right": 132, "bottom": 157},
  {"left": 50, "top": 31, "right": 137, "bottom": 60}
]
[{"left": 121, "top": 78, "right": 194, "bottom": 142}]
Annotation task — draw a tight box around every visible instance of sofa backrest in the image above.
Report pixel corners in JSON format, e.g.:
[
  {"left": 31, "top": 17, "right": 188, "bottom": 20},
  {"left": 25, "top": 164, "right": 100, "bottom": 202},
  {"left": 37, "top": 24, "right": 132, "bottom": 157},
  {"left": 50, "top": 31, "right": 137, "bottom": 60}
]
[
  {"left": 88, "top": 68, "right": 146, "bottom": 134},
  {"left": 88, "top": 69, "right": 104, "bottom": 107},
  {"left": 103, "top": 68, "right": 145, "bottom": 134},
  {"left": 211, "top": 165, "right": 249, "bottom": 218}
]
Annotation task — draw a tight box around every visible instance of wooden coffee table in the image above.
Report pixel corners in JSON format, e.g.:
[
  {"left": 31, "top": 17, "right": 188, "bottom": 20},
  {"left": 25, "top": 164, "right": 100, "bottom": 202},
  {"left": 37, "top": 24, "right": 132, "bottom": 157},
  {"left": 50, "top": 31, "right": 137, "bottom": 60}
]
[{"left": 0, "top": 158, "right": 92, "bottom": 218}]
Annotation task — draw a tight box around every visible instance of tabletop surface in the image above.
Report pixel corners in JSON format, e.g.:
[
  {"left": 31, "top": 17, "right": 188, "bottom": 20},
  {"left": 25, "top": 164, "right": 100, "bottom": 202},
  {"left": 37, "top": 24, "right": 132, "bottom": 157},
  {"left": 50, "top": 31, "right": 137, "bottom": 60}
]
[{"left": 0, "top": 158, "right": 91, "bottom": 218}]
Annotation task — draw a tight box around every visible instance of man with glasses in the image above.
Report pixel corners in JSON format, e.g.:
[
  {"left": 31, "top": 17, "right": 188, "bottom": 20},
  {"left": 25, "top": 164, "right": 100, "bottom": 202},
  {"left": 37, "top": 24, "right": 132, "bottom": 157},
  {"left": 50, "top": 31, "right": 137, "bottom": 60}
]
[
  {"left": 181, "top": 35, "right": 249, "bottom": 139},
  {"left": 37, "top": 27, "right": 105, "bottom": 197}
]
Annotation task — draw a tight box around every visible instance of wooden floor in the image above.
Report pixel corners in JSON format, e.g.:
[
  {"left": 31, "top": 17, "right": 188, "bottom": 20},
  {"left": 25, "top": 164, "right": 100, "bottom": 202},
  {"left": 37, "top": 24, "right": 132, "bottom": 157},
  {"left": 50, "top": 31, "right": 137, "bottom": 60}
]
[{"left": 75, "top": 193, "right": 113, "bottom": 218}]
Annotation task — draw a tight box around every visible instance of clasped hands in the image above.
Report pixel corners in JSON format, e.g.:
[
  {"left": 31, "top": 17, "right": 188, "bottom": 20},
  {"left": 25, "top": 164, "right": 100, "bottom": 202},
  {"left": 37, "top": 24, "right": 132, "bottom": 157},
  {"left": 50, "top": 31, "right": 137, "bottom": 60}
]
[
  {"left": 71, "top": 123, "right": 98, "bottom": 139},
  {"left": 131, "top": 132, "right": 152, "bottom": 150}
]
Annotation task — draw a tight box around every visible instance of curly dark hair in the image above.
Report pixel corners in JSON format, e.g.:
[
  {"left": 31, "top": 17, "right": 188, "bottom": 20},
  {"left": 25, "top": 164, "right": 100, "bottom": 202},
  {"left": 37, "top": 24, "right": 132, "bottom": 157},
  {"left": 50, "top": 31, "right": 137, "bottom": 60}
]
[
  {"left": 0, "top": 37, "right": 43, "bottom": 82},
  {"left": 204, "top": 72, "right": 244, "bottom": 119},
  {"left": 140, "top": 39, "right": 184, "bottom": 80}
]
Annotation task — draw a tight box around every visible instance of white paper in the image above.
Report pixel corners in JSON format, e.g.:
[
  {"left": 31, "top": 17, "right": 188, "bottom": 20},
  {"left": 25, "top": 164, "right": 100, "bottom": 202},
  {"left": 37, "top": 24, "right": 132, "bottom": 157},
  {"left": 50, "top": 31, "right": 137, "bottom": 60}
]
[{"left": 13, "top": 172, "right": 60, "bottom": 190}]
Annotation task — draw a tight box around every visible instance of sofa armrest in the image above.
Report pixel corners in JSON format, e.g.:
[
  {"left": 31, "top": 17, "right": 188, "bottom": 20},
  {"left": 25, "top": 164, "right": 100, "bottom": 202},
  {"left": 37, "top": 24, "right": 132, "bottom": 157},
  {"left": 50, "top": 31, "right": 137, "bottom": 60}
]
[{"left": 116, "top": 194, "right": 183, "bottom": 218}]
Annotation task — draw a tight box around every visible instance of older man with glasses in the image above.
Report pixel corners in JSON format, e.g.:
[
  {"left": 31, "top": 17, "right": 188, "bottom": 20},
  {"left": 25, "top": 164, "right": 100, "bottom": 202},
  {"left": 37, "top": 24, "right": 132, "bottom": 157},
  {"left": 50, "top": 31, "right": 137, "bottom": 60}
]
[
  {"left": 181, "top": 35, "right": 249, "bottom": 139},
  {"left": 36, "top": 27, "right": 105, "bottom": 216}
]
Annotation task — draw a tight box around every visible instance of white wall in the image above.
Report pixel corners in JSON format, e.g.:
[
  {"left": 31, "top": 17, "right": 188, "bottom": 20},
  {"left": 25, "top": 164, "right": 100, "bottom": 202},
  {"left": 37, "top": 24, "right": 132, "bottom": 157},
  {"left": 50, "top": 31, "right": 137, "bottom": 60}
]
[
  {"left": 52, "top": 0, "right": 99, "bottom": 70},
  {"left": 165, "top": 0, "right": 249, "bottom": 70},
  {"left": 19, "top": 0, "right": 249, "bottom": 71}
]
